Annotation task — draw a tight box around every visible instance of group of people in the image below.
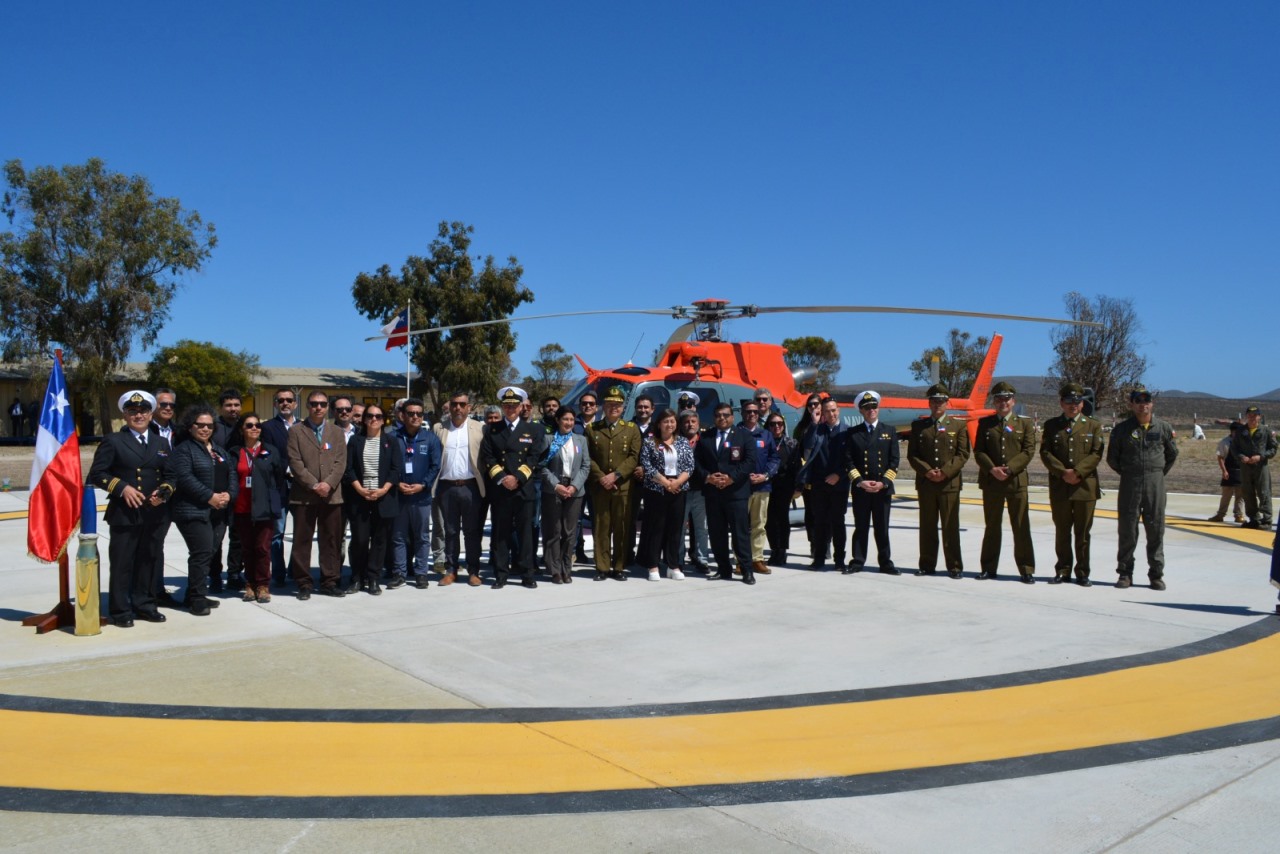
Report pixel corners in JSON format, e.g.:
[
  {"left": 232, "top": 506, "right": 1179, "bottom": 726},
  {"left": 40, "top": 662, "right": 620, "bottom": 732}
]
[{"left": 87, "top": 375, "right": 1273, "bottom": 628}]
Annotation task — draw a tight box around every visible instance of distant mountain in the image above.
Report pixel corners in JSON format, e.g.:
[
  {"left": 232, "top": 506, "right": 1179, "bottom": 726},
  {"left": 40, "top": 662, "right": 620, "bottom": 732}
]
[{"left": 1157, "top": 390, "right": 1223, "bottom": 399}]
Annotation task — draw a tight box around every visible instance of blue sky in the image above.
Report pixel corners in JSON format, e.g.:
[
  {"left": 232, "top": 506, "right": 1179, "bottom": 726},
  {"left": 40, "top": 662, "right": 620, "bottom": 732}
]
[{"left": 3, "top": 2, "right": 1277, "bottom": 398}]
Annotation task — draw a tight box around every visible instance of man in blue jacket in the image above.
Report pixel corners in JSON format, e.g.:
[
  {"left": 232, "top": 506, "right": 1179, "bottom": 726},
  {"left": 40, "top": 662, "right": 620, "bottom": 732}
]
[{"left": 392, "top": 397, "right": 443, "bottom": 589}]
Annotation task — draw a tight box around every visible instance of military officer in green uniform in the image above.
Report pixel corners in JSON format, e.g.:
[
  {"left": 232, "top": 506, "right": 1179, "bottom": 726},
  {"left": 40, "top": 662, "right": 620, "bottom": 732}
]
[
  {"left": 587, "top": 385, "right": 642, "bottom": 580},
  {"left": 973, "top": 381, "right": 1036, "bottom": 583},
  {"left": 1106, "top": 386, "right": 1178, "bottom": 590},
  {"left": 1039, "top": 382, "right": 1105, "bottom": 586},
  {"left": 907, "top": 383, "right": 970, "bottom": 577},
  {"left": 1232, "top": 405, "right": 1275, "bottom": 529}
]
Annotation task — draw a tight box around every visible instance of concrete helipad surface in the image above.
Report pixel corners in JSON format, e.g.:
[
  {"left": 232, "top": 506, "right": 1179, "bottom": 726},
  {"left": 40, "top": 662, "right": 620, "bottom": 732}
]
[{"left": 0, "top": 485, "right": 1277, "bottom": 853}]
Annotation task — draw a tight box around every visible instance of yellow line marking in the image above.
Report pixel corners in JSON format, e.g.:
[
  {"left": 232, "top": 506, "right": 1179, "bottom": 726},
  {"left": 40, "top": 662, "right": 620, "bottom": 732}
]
[
  {"left": 3, "top": 632, "right": 1278, "bottom": 797},
  {"left": 0, "top": 504, "right": 107, "bottom": 522}
]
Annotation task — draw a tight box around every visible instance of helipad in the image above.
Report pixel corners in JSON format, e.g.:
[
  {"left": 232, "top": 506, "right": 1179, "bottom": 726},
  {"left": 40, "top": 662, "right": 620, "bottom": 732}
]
[{"left": 0, "top": 486, "right": 1275, "bottom": 851}]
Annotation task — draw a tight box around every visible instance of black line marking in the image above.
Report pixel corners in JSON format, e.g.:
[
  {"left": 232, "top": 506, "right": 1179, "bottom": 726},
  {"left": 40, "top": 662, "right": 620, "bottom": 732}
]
[{"left": 2, "top": 618, "right": 1276, "bottom": 723}]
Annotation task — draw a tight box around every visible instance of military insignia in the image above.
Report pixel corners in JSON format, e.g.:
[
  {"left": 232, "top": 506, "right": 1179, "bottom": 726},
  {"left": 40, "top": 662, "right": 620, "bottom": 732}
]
[
  {"left": 1131, "top": 430, "right": 1140, "bottom": 440},
  {"left": 519, "top": 436, "right": 532, "bottom": 443},
  {"left": 730, "top": 447, "right": 742, "bottom": 461}
]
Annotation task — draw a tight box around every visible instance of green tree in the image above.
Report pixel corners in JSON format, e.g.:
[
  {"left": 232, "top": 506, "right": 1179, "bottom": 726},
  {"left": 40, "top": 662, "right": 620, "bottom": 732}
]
[
  {"left": 1047, "top": 292, "right": 1147, "bottom": 415},
  {"left": 0, "top": 158, "right": 216, "bottom": 430},
  {"left": 145, "top": 340, "right": 261, "bottom": 409},
  {"left": 527, "top": 342, "right": 575, "bottom": 401},
  {"left": 351, "top": 221, "right": 533, "bottom": 411},
  {"left": 781, "top": 336, "right": 841, "bottom": 392},
  {"left": 908, "top": 328, "right": 991, "bottom": 397}
]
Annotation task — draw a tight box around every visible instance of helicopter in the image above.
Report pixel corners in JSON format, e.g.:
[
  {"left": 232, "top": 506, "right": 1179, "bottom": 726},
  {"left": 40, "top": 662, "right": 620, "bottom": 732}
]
[{"left": 367, "top": 299, "right": 1094, "bottom": 437}]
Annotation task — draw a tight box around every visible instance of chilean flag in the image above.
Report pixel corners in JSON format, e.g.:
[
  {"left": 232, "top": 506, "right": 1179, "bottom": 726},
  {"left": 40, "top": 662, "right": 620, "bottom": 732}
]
[
  {"left": 381, "top": 307, "right": 410, "bottom": 351},
  {"left": 27, "top": 354, "right": 82, "bottom": 562}
]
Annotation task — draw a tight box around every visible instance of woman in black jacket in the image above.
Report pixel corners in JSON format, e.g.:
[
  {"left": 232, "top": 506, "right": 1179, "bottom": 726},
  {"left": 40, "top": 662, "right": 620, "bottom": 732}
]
[
  {"left": 344, "top": 405, "right": 403, "bottom": 595},
  {"left": 230, "top": 413, "right": 285, "bottom": 602},
  {"left": 165, "top": 404, "right": 236, "bottom": 615},
  {"left": 764, "top": 412, "right": 800, "bottom": 566}
]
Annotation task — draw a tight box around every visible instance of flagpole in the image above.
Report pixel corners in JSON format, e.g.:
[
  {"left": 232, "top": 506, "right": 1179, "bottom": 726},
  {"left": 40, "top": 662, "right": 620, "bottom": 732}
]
[{"left": 406, "top": 298, "right": 411, "bottom": 399}]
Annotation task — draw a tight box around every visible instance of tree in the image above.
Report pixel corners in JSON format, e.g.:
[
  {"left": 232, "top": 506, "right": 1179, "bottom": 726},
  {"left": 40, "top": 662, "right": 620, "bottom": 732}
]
[
  {"left": 908, "top": 328, "right": 991, "bottom": 397},
  {"left": 0, "top": 158, "right": 216, "bottom": 431},
  {"left": 781, "top": 336, "right": 841, "bottom": 392},
  {"left": 1046, "top": 292, "right": 1147, "bottom": 414},
  {"left": 351, "top": 221, "right": 533, "bottom": 412},
  {"left": 526, "top": 342, "right": 575, "bottom": 401},
  {"left": 145, "top": 340, "right": 262, "bottom": 409}
]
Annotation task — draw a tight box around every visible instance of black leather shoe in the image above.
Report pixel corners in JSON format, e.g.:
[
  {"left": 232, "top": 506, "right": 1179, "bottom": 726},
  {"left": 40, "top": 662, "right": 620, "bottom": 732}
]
[
  {"left": 1077, "top": 577, "right": 1093, "bottom": 587},
  {"left": 978, "top": 571, "right": 996, "bottom": 580},
  {"left": 1049, "top": 575, "right": 1065, "bottom": 585},
  {"left": 846, "top": 563, "right": 863, "bottom": 573},
  {"left": 318, "top": 586, "right": 345, "bottom": 597},
  {"left": 593, "top": 573, "right": 606, "bottom": 581},
  {"left": 135, "top": 610, "right": 166, "bottom": 623},
  {"left": 718, "top": 572, "right": 734, "bottom": 581},
  {"left": 190, "top": 601, "right": 211, "bottom": 616},
  {"left": 296, "top": 588, "right": 312, "bottom": 600},
  {"left": 880, "top": 566, "right": 900, "bottom": 575},
  {"left": 368, "top": 583, "right": 382, "bottom": 595},
  {"left": 841, "top": 567, "right": 856, "bottom": 575},
  {"left": 1021, "top": 574, "right": 1035, "bottom": 585},
  {"left": 493, "top": 578, "right": 508, "bottom": 589},
  {"left": 610, "top": 571, "right": 628, "bottom": 581},
  {"left": 743, "top": 575, "right": 756, "bottom": 585},
  {"left": 157, "top": 591, "right": 185, "bottom": 609},
  {"left": 184, "top": 597, "right": 219, "bottom": 609},
  {"left": 344, "top": 582, "right": 361, "bottom": 594},
  {"left": 1116, "top": 576, "right": 1132, "bottom": 589},
  {"left": 522, "top": 579, "right": 538, "bottom": 589},
  {"left": 1150, "top": 578, "right": 1166, "bottom": 591},
  {"left": 809, "top": 560, "right": 825, "bottom": 569},
  {"left": 914, "top": 569, "right": 931, "bottom": 576},
  {"left": 948, "top": 570, "right": 962, "bottom": 579},
  {"left": 833, "top": 559, "right": 847, "bottom": 569},
  {"left": 112, "top": 617, "right": 134, "bottom": 628},
  {"left": 415, "top": 575, "right": 429, "bottom": 589},
  {"left": 387, "top": 577, "right": 406, "bottom": 590}
]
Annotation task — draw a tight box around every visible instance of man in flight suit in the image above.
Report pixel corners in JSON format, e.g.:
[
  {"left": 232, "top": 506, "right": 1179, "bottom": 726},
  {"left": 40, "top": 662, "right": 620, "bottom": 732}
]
[
  {"left": 1107, "top": 386, "right": 1178, "bottom": 590},
  {"left": 1233, "top": 405, "right": 1275, "bottom": 529}
]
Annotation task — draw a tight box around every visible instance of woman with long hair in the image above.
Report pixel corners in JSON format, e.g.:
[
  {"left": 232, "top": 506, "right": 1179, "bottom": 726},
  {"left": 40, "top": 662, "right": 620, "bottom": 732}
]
[
  {"left": 231, "top": 413, "right": 285, "bottom": 602},
  {"left": 343, "top": 405, "right": 403, "bottom": 595},
  {"left": 637, "top": 408, "right": 694, "bottom": 581},
  {"left": 540, "top": 406, "right": 590, "bottom": 583},
  {"left": 165, "top": 404, "right": 236, "bottom": 616},
  {"left": 764, "top": 412, "right": 800, "bottom": 566}
]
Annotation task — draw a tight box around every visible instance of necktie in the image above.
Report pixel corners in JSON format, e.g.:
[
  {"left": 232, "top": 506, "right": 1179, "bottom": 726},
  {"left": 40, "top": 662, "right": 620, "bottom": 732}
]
[
  {"left": 717, "top": 431, "right": 725, "bottom": 451},
  {"left": 138, "top": 434, "right": 146, "bottom": 446}
]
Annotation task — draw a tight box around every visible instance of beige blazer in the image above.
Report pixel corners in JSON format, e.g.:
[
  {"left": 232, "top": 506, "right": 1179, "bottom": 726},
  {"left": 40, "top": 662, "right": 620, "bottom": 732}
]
[
  {"left": 433, "top": 417, "right": 487, "bottom": 498},
  {"left": 287, "top": 420, "right": 348, "bottom": 504}
]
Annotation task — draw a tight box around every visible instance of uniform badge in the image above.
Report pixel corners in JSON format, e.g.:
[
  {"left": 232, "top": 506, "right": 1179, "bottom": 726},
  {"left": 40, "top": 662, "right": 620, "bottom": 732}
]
[
  {"left": 730, "top": 447, "right": 742, "bottom": 461},
  {"left": 322, "top": 442, "right": 331, "bottom": 450}
]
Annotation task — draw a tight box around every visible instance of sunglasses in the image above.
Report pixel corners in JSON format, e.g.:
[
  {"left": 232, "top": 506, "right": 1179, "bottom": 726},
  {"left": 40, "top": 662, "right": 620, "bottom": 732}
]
[
  {"left": 767, "top": 421, "right": 785, "bottom": 428},
  {"left": 581, "top": 401, "right": 598, "bottom": 407},
  {"left": 308, "top": 401, "right": 329, "bottom": 408},
  {"left": 807, "top": 402, "right": 821, "bottom": 409},
  {"left": 364, "top": 413, "right": 384, "bottom": 420},
  {"left": 243, "top": 422, "right": 261, "bottom": 429},
  {"left": 334, "top": 406, "right": 352, "bottom": 414},
  {"left": 156, "top": 402, "right": 175, "bottom": 409},
  {"left": 449, "top": 401, "right": 469, "bottom": 407},
  {"left": 276, "top": 398, "right": 295, "bottom": 404},
  {"left": 192, "top": 422, "right": 214, "bottom": 429},
  {"left": 743, "top": 409, "right": 759, "bottom": 415},
  {"left": 755, "top": 397, "right": 770, "bottom": 402},
  {"left": 403, "top": 410, "right": 424, "bottom": 418}
]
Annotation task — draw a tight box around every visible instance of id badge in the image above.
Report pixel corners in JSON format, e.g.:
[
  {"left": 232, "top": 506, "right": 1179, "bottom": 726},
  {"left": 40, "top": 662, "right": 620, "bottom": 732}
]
[
  {"left": 245, "top": 476, "right": 252, "bottom": 488},
  {"left": 405, "top": 462, "right": 414, "bottom": 474}
]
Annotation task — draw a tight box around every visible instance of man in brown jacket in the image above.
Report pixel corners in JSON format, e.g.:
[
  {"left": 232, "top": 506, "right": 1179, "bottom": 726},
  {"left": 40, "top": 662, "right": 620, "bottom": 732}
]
[
  {"left": 974, "top": 381, "right": 1037, "bottom": 583},
  {"left": 287, "top": 391, "right": 348, "bottom": 598},
  {"left": 1040, "top": 382, "right": 1105, "bottom": 586}
]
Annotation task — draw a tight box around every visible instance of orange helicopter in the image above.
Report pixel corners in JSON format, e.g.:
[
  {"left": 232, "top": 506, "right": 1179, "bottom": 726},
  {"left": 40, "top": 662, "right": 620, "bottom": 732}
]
[{"left": 369, "top": 299, "right": 1092, "bottom": 439}]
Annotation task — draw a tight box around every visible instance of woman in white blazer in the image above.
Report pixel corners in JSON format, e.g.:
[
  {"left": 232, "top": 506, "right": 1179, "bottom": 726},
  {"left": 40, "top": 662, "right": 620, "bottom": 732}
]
[{"left": 540, "top": 406, "right": 591, "bottom": 583}]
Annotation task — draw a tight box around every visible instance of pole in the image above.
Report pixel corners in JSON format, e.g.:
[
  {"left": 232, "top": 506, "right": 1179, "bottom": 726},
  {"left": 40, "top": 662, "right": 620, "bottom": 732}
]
[
  {"left": 74, "top": 487, "right": 102, "bottom": 635},
  {"left": 406, "top": 298, "right": 412, "bottom": 399}
]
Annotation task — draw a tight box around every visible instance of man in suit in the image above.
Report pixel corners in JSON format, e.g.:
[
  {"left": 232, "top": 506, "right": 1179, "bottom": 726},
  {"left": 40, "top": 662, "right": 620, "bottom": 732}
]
[
  {"left": 844, "top": 390, "right": 899, "bottom": 575},
  {"left": 433, "top": 391, "right": 488, "bottom": 586},
  {"left": 1040, "top": 381, "right": 1105, "bottom": 586},
  {"left": 695, "top": 402, "right": 758, "bottom": 584},
  {"left": 907, "top": 384, "right": 970, "bottom": 577},
  {"left": 480, "top": 386, "right": 547, "bottom": 588},
  {"left": 587, "top": 385, "right": 642, "bottom": 580},
  {"left": 974, "top": 381, "right": 1037, "bottom": 583},
  {"left": 261, "top": 389, "right": 300, "bottom": 586},
  {"left": 88, "top": 390, "right": 174, "bottom": 627},
  {"left": 286, "top": 391, "right": 348, "bottom": 598},
  {"left": 796, "top": 398, "right": 849, "bottom": 569}
]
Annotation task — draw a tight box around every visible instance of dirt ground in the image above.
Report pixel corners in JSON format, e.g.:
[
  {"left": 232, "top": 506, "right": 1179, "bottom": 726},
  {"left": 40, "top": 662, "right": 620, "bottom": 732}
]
[{"left": 0, "top": 429, "right": 1230, "bottom": 496}]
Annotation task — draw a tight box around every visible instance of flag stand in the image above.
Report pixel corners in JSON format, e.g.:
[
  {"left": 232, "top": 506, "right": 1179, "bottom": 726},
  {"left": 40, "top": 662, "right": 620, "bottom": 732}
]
[{"left": 21, "top": 551, "right": 75, "bottom": 634}]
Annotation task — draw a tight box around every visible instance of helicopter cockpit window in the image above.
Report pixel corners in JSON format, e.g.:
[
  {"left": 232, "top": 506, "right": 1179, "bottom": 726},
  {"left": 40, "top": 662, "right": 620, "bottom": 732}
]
[{"left": 561, "top": 379, "right": 635, "bottom": 411}]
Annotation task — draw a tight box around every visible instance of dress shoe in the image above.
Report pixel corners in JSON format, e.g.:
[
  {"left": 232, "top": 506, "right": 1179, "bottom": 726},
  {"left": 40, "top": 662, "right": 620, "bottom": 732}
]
[
  {"left": 551, "top": 575, "right": 563, "bottom": 584},
  {"left": 840, "top": 567, "right": 857, "bottom": 575},
  {"left": 1021, "top": 574, "right": 1035, "bottom": 585},
  {"left": 493, "top": 578, "right": 508, "bottom": 589},
  {"left": 387, "top": 576, "right": 406, "bottom": 590},
  {"left": 296, "top": 587, "right": 312, "bottom": 600},
  {"left": 1116, "top": 576, "right": 1132, "bottom": 589},
  {"left": 1242, "top": 520, "right": 1259, "bottom": 529},
  {"left": 1207, "top": 515, "right": 1224, "bottom": 522},
  {"left": 415, "top": 575, "right": 429, "bottom": 589},
  {"left": 1049, "top": 575, "right": 1066, "bottom": 585},
  {"left": 467, "top": 573, "right": 483, "bottom": 586},
  {"left": 135, "top": 610, "right": 166, "bottom": 623},
  {"left": 833, "top": 558, "right": 847, "bottom": 569},
  {"left": 977, "top": 571, "right": 996, "bottom": 580},
  {"left": 438, "top": 572, "right": 456, "bottom": 587},
  {"left": 753, "top": 561, "right": 771, "bottom": 575},
  {"left": 1150, "top": 578, "right": 1166, "bottom": 591},
  {"left": 190, "top": 601, "right": 211, "bottom": 616},
  {"left": 112, "top": 617, "right": 134, "bottom": 628},
  {"left": 368, "top": 583, "right": 382, "bottom": 595},
  {"left": 809, "top": 560, "right": 826, "bottom": 570},
  {"left": 845, "top": 563, "right": 863, "bottom": 573},
  {"left": 880, "top": 566, "right": 900, "bottom": 575},
  {"left": 184, "top": 597, "right": 219, "bottom": 609},
  {"left": 256, "top": 586, "right": 272, "bottom": 602},
  {"left": 718, "top": 572, "right": 734, "bottom": 581},
  {"left": 743, "top": 575, "right": 756, "bottom": 585},
  {"left": 947, "top": 570, "right": 962, "bottom": 579},
  {"left": 318, "top": 586, "right": 345, "bottom": 598},
  {"left": 914, "top": 568, "right": 932, "bottom": 576},
  {"left": 521, "top": 579, "right": 538, "bottom": 589},
  {"left": 593, "top": 572, "right": 607, "bottom": 581},
  {"left": 610, "top": 571, "right": 629, "bottom": 581},
  {"left": 1076, "top": 577, "right": 1093, "bottom": 587},
  {"left": 563, "top": 573, "right": 573, "bottom": 584}
]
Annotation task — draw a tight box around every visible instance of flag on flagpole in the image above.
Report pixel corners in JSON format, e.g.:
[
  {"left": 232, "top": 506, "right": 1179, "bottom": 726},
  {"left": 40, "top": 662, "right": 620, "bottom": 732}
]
[
  {"left": 381, "top": 307, "right": 410, "bottom": 351},
  {"left": 27, "top": 353, "right": 82, "bottom": 562}
]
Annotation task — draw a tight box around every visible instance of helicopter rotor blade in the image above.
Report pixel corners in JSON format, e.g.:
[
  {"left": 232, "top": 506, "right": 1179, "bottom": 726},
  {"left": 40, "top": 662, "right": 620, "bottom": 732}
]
[
  {"left": 753, "top": 305, "right": 1101, "bottom": 326},
  {"left": 363, "top": 308, "right": 675, "bottom": 342}
]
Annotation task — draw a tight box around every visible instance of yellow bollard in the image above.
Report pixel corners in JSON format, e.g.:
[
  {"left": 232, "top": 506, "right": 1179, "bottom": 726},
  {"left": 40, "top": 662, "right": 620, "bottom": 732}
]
[{"left": 74, "top": 532, "right": 101, "bottom": 636}]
